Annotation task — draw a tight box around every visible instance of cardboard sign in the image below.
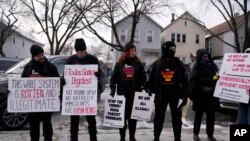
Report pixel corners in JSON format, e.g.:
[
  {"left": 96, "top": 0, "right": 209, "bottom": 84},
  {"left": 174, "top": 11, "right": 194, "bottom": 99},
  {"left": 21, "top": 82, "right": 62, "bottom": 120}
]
[
  {"left": 7, "top": 77, "right": 60, "bottom": 112},
  {"left": 103, "top": 96, "right": 125, "bottom": 128},
  {"left": 62, "top": 65, "right": 98, "bottom": 115},
  {"left": 131, "top": 92, "right": 154, "bottom": 121},
  {"left": 214, "top": 53, "right": 250, "bottom": 103}
]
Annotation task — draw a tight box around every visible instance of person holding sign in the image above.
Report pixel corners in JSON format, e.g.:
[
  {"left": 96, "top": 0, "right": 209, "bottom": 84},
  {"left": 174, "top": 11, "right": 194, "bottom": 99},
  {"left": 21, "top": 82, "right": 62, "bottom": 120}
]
[
  {"left": 188, "top": 49, "right": 219, "bottom": 141},
  {"left": 236, "top": 49, "right": 250, "bottom": 125},
  {"left": 147, "top": 41, "right": 188, "bottom": 141},
  {"left": 110, "top": 42, "right": 146, "bottom": 141},
  {"left": 66, "top": 38, "right": 102, "bottom": 141},
  {"left": 21, "top": 45, "right": 60, "bottom": 141}
]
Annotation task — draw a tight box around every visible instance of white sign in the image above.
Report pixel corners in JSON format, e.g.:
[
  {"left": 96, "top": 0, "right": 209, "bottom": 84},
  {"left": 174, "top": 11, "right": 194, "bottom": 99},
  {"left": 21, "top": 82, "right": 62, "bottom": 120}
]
[
  {"left": 8, "top": 77, "right": 60, "bottom": 112},
  {"left": 214, "top": 53, "right": 250, "bottom": 103},
  {"left": 131, "top": 92, "right": 155, "bottom": 121},
  {"left": 103, "top": 96, "right": 125, "bottom": 128},
  {"left": 62, "top": 65, "right": 98, "bottom": 115},
  {"left": 63, "top": 65, "right": 98, "bottom": 87},
  {"left": 61, "top": 87, "right": 97, "bottom": 115}
]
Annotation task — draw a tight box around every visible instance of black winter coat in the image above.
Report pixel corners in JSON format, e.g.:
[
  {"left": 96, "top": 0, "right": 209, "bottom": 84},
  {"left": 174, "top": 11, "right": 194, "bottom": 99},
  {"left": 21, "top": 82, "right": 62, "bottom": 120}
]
[
  {"left": 188, "top": 58, "right": 220, "bottom": 112},
  {"left": 22, "top": 58, "right": 59, "bottom": 78},
  {"left": 147, "top": 57, "right": 188, "bottom": 101},
  {"left": 110, "top": 58, "right": 146, "bottom": 98}
]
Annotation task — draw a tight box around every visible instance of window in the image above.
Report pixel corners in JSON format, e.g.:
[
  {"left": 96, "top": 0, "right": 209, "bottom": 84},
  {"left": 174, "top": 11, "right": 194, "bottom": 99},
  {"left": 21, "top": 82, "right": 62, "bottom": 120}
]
[
  {"left": 184, "top": 21, "right": 187, "bottom": 26},
  {"left": 195, "top": 34, "right": 200, "bottom": 44},
  {"left": 208, "top": 42, "right": 213, "bottom": 54},
  {"left": 23, "top": 38, "right": 25, "bottom": 47},
  {"left": 182, "top": 34, "right": 186, "bottom": 43},
  {"left": 51, "top": 58, "right": 67, "bottom": 76},
  {"left": 177, "top": 33, "right": 181, "bottom": 42},
  {"left": 13, "top": 34, "right": 15, "bottom": 44},
  {"left": 120, "top": 30, "right": 126, "bottom": 41},
  {"left": 147, "top": 31, "right": 153, "bottom": 42},
  {"left": 171, "top": 33, "right": 175, "bottom": 42},
  {"left": 134, "top": 30, "right": 139, "bottom": 42}
]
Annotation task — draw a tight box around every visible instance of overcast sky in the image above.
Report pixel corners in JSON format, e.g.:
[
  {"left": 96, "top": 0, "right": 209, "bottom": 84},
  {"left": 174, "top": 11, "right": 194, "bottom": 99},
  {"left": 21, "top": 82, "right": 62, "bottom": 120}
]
[{"left": 19, "top": 0, "right": 249, "bottom": 51}]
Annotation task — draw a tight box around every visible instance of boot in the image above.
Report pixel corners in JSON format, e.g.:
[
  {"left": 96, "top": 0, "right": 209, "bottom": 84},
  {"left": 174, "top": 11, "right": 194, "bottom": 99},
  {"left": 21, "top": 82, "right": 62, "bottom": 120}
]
[{"left": 193, "top": 134, "right": 200, "bottom": 141}]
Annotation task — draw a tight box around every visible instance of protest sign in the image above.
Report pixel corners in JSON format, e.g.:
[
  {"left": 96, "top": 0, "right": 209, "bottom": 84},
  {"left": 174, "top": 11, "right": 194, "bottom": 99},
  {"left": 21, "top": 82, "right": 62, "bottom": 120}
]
[
  {"left": 62, "top": 65, "right": 98, "bottom": 115},
  {"left": 63, "top": 65, "right": 98, "bottom": 87},
  {"left": 214, "top": 53, "right": 250, "bottom": 103},
  {"left": 7, "top": 77, "right": 60, "bottom": 112},
  {"left": 103, "top": 96, "right": 125, "bottom": 128},
  {"left": 61, "top": 87, "right": 97, "bottom": 115},
  {"left": 131, "top": 92, "right": 155, "bottom": 121}
]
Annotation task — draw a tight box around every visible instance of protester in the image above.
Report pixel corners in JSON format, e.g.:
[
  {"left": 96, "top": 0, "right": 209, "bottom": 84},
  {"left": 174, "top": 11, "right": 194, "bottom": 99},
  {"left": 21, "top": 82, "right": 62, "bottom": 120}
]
[
  {"left": 188, "top": 49, "right": 219, "bottom": 141},
  {"left": 66, "top": 38, "right": 102, "bottom": 141},
  {"left": 236, "top": 48, "right": 250, "bottom": 125},
  {"left": 21, "top": 45, "right": 60, "bottom": 141},
  {"left": 147, "top": 41, "right": 188, "bottom": 141},
  {"left": 110, "top": 42, "right": 146, "bottom": 141}
]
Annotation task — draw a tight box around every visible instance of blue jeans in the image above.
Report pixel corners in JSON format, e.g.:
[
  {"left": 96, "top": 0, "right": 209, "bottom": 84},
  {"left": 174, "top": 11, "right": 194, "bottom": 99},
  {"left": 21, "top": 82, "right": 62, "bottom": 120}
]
[{"left": 236, "top": 102, "right": 250, "bottom": 125}]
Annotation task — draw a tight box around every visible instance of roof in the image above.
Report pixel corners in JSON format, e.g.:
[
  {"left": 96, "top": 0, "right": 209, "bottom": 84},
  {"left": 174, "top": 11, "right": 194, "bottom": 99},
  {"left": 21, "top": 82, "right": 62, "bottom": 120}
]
[
  {"left": 162, "top": 11, "right": 206, "bottom": 32},
  {"left": 0, "top": 20, "right": 44, "bottom": 46},
  {"left": 115, "top": 14, "right": 163, "bottom": 29},
  {"left": 207, "top": 13, "right": 245, "bottom": 37}
]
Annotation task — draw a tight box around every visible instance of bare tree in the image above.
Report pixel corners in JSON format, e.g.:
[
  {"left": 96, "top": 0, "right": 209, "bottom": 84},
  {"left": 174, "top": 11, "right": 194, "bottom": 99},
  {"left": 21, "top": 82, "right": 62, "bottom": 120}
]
[
  {"left": 82, "top": 0, "right": 171, "bottom": 52},
  {"left": 0, "top": 0, "right": 20, "bottom": 56},
  {"left": 20, "top": 0, "right": 101, "bottom": 55}
]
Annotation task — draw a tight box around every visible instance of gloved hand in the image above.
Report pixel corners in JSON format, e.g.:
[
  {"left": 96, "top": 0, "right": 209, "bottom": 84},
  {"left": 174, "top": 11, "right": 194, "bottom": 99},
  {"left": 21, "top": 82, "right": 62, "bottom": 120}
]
[
  {"left": 95, "top": 72, "right": 100, "bottom": 78},
  {"left": 179, "top": 97, "right": 188, "bottom": 108},
  {"left": 145, "top": 88, "right": 152, "bottom": 96},
  {"left": 110, "top": 89, "right": 115, "bottom": 98}
]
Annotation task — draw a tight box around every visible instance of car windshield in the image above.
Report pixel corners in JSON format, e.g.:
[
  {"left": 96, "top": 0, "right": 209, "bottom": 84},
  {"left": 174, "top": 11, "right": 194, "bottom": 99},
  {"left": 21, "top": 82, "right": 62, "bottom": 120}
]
[{"left": 5, "top": 58, "right": 31, "bottom": 74}]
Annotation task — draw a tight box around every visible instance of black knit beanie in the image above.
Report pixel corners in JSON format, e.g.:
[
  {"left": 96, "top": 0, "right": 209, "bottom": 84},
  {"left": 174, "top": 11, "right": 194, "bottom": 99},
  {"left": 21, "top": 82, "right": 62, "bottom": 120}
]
[
  {"left": 75, "top": 38, "right": 86, "bottom": 51},
  {"left": 30, "top": 45, "right": 44, "bottom": 57},
  {"left": 124, "top": 42, "right": 136, "bottom": 52}
]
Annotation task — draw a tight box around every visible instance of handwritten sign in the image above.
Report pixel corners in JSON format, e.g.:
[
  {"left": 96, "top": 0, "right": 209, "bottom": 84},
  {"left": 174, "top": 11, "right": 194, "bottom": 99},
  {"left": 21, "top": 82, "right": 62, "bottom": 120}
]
[
  {"left": 214, "top": 53, "right": 250, "bottom": 103},
  {"left": 61, "top": 65, "right": 98, "bottom": 115},
  {"left": 7, "top": 77, "right": 60, "bottom": 112},
  {"left": 131, "top": 92, "right": 155, "bottom": 121},
  {"left": 103, "top": 96, "right": 125, "bottom": 128}
]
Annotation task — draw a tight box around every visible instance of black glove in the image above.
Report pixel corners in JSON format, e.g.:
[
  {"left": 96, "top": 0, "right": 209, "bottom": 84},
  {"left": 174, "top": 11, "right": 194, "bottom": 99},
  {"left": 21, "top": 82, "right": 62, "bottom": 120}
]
[
  {"left": 145, "top": 88, "right": 152, "bottom": 96},
  {"left": 179, "top": 97, "right": 188, "bottom": 108},
  {"left": 110, "top": 89, "right": 115, "bottom": 98},
  {"left": 95, "top": 72, "right": 100, "bottom": 78}
]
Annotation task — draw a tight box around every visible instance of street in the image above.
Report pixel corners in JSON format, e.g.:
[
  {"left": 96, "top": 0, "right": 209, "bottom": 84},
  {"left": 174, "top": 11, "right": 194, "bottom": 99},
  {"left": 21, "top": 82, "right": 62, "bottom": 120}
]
[{"left": 0, "top": 87, "right": 236, "bottom": 141}]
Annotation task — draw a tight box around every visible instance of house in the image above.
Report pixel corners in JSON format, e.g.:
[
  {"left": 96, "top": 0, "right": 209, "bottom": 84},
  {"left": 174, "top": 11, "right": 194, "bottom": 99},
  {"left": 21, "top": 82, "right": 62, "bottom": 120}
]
[
  {"left": 206, "top": 12, "right": 250, "bottom": 57},
  {"left": 0, "top": 21, "right": 44, "bottom": 58},
  {"left": 111, "top": 14, "right": 162, "bottom": 67},
  {"left": 161, "top": 11, "right": 206, "bottom": 64}
]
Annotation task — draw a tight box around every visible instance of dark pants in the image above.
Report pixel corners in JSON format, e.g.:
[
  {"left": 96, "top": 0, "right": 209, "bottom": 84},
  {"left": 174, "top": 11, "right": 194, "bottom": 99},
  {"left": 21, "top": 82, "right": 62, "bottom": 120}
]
[
  {"left": 193, "top": 110, "right": 215, "bottom": 135},
  {"left": 29, "top": 112, "right": 53, "bottom": 141},
  {"left": 154, "top": 98, "right": 182, "bottom": 140},
  {"left": 119, "top": 93, "right": 137, "bottom": 140},
  {"left": 70, "top": 115, "right": 97, "bottom": 141}
]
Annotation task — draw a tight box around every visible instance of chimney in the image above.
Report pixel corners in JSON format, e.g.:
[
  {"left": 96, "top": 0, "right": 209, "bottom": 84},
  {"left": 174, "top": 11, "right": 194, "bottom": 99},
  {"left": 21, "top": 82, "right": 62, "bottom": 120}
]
[
  {"left": 234, "top": 13, "right": 239, "bottom": 18},
  {"left": 171, "top": 13, "right": 175, "bottom": 22}
]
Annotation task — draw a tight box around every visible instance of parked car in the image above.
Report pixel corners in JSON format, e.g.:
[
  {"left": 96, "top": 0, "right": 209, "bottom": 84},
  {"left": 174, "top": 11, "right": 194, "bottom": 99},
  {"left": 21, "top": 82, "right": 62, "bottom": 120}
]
[
  {"left": 213, "top": 59, "right": 239, "bottom": 110},
  {"left": 0, "top": 57, "right": 22, "bottom": 73},
  {"left": 0, "top": 55, "right": 108, "bottom": 130}
]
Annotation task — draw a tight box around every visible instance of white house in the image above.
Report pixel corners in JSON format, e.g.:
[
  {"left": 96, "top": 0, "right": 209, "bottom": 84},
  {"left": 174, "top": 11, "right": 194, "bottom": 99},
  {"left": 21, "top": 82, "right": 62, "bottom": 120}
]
[
  {"left": 161, "top": 11, "right": 206, "bottom": 64},
  {"left": 206, "top": 12, "right": 250, "bottom": 56},
  {"left": 0, "top": 21, "right": 44, "bottom": 58},
  {"left": 111, "top": 14, "right": 162, "bottom": 66}
]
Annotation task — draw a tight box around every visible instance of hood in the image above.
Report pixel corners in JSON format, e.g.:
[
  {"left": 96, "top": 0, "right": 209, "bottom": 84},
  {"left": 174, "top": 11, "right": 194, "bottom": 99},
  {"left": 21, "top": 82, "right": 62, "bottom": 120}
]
[{"left": 196, "top": 49, "right": 211, "bottom": 61}]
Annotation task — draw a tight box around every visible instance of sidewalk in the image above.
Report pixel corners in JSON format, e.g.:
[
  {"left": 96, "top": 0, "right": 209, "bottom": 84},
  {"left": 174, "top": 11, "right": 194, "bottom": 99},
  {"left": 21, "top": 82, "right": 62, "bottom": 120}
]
[{"left": 0, "top": 126, "right": 229, "bottom": 141}]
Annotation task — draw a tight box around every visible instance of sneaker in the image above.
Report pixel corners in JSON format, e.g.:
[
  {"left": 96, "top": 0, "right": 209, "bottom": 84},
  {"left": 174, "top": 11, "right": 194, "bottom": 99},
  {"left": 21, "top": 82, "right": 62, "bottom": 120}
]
[
  {"left": 193, "top": 134, "right": 200, "bottom": 141},
  {"left": 207, "top": 135, "right": 217, "bottom": 141}
]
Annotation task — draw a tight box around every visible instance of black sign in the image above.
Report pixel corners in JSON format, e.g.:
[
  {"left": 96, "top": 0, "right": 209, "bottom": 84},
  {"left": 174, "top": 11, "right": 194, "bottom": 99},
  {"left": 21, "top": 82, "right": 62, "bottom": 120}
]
[{"left": 230, "top": 125, "right": 250, "bottom": 141}]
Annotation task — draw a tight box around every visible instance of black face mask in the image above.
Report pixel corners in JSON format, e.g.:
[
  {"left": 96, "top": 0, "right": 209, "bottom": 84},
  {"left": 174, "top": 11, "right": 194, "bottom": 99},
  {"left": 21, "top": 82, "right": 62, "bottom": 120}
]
[{"left": 163, "top": 49, "right": 175, "bottom": 58}]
